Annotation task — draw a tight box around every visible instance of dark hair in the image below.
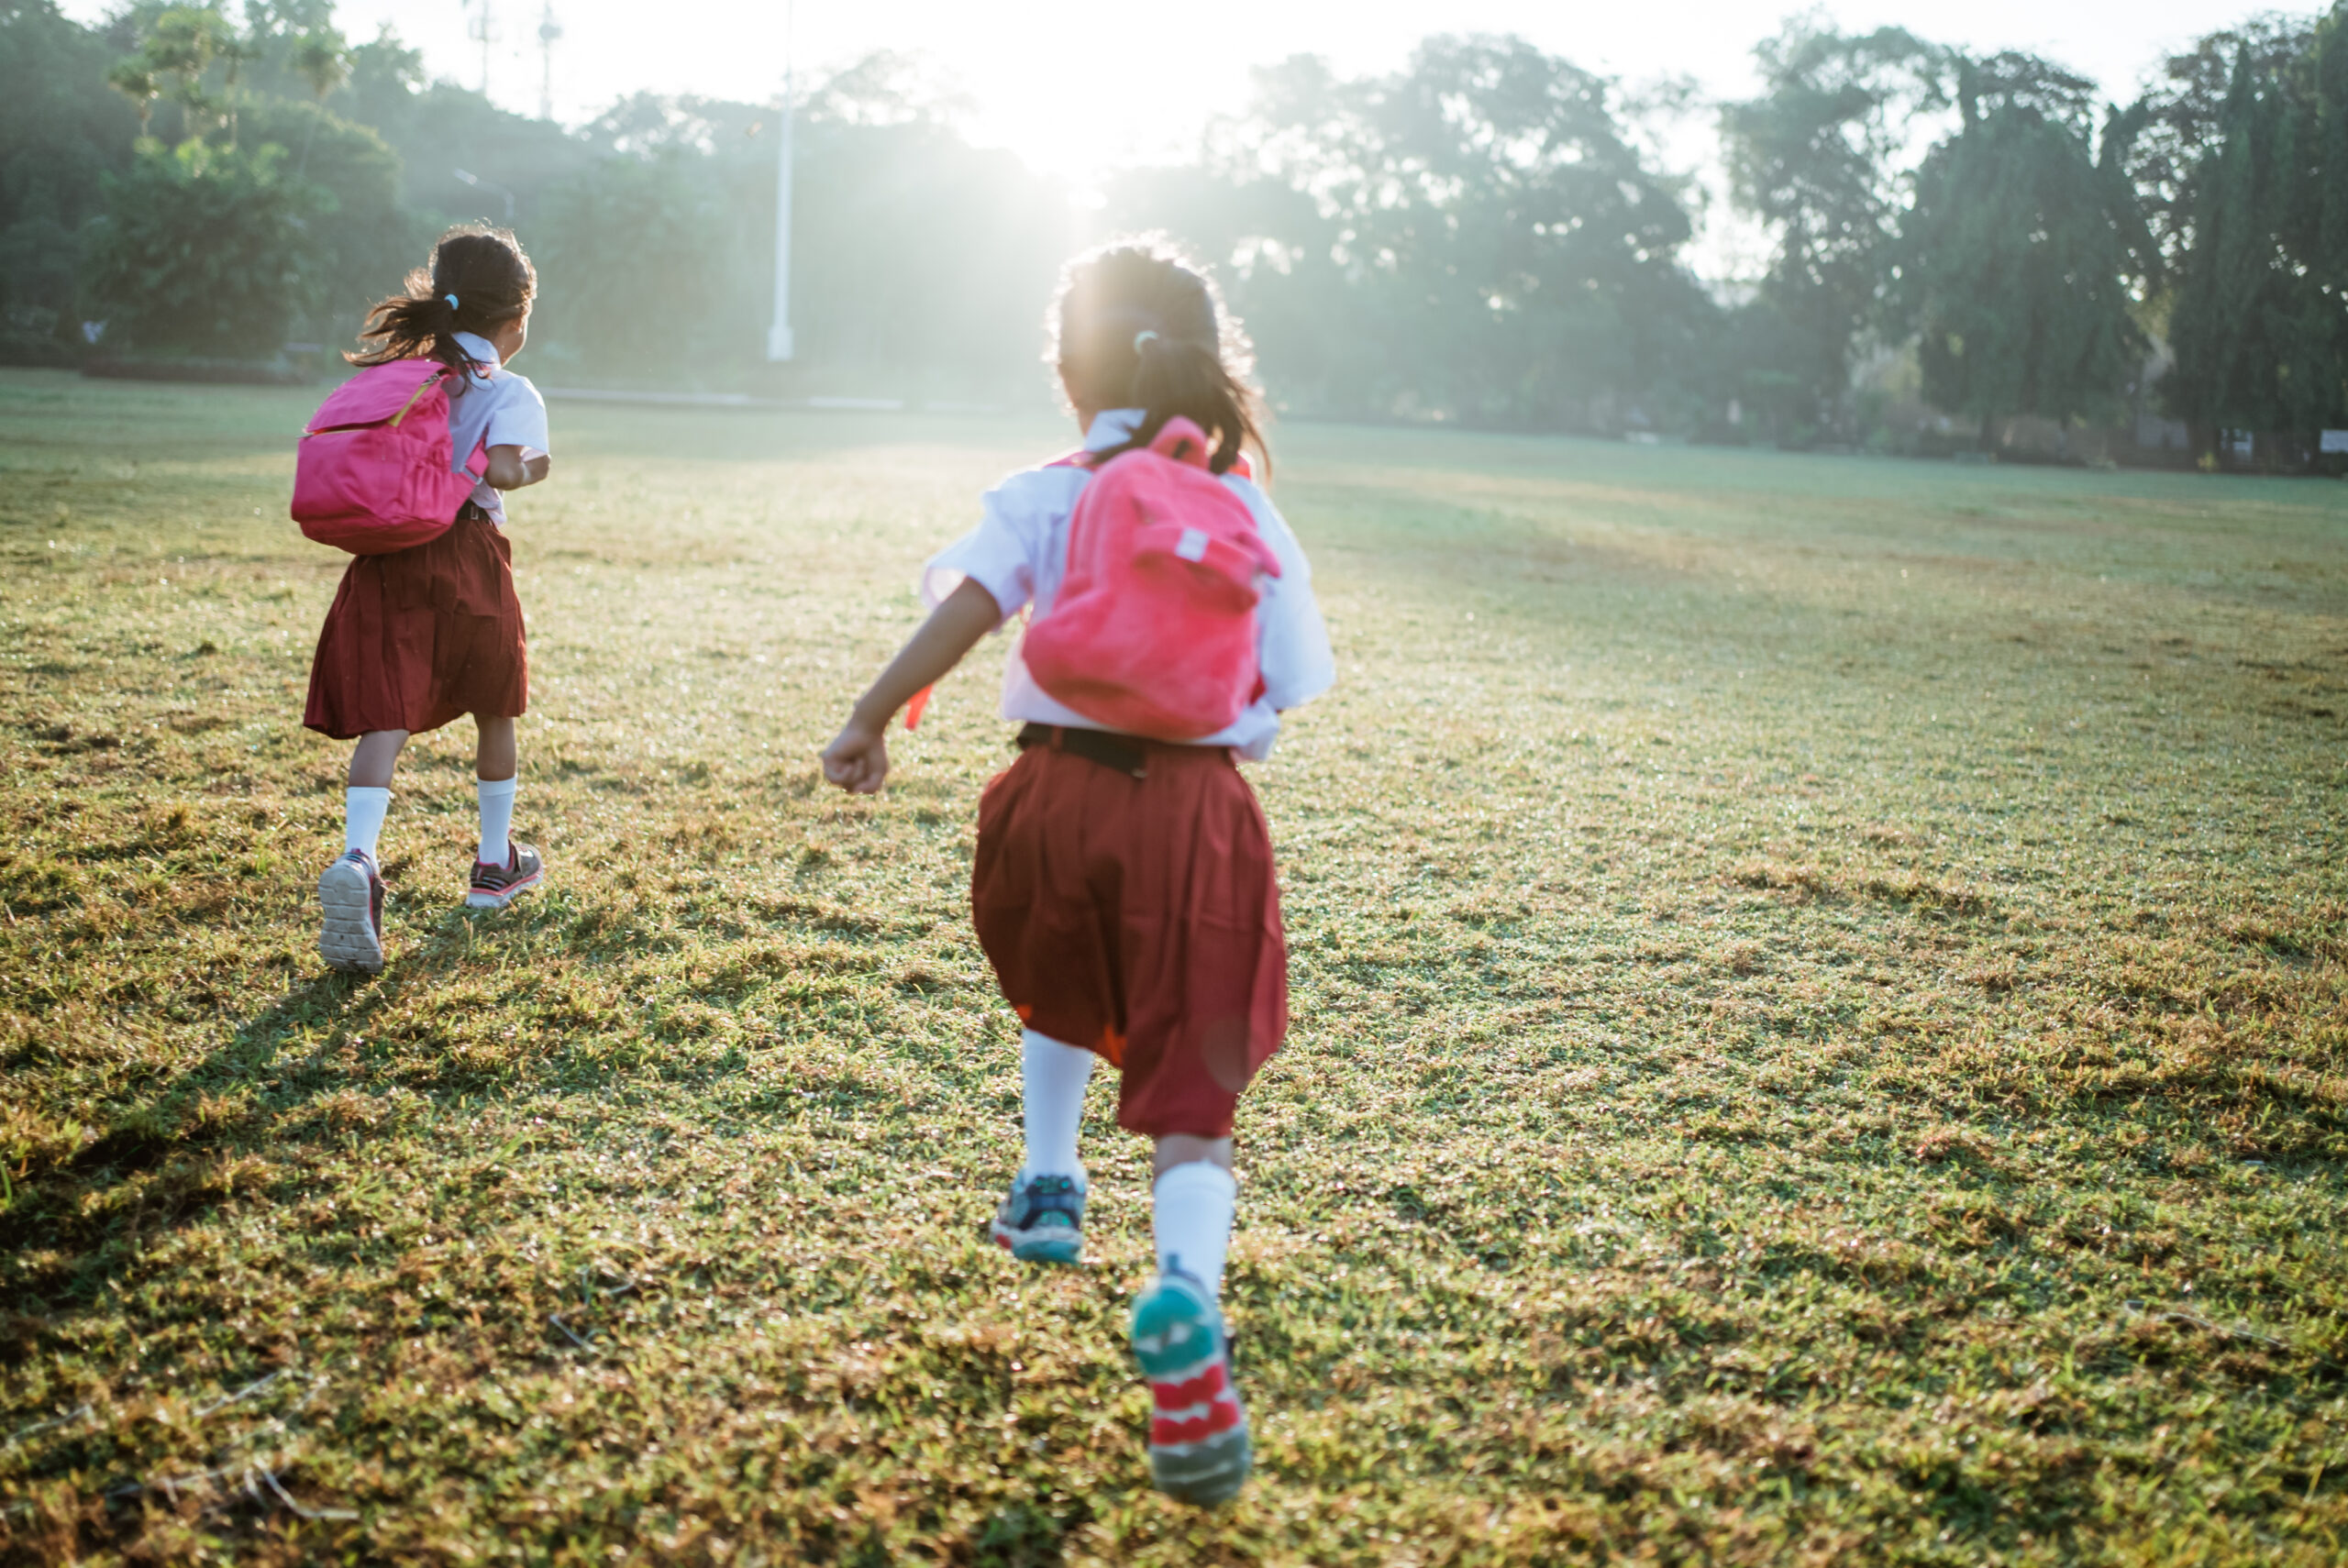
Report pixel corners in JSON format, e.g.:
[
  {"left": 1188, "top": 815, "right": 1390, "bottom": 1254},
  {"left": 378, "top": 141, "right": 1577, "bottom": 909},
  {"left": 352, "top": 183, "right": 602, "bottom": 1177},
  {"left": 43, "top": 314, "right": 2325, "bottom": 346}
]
[
  {"left": 1050, "top": 237, "right": 1269, "bottom": 478},
  {"left": 348, "top": 224, "right": 537, "bottom": 381}
]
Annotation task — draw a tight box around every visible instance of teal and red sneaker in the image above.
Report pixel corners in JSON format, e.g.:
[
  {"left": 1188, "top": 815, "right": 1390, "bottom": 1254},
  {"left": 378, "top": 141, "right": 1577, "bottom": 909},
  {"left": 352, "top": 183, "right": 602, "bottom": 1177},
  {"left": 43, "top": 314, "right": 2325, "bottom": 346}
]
[
  {"left": 1131, "top": 1268, "right": 1251, "bottom": 1506},
  {"left": 989, "top": 1171, "right": 1086, "bottom": 1265}
]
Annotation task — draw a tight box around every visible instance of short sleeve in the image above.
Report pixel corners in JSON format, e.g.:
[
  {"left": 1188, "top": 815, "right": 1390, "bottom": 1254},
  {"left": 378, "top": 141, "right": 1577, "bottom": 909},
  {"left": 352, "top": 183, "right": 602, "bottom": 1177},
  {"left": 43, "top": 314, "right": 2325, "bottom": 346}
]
[
  {"left": 482, "top": 375, "right": 550, "bottom": 456},
  {"left": 920, "top": 474, "right": 1051, "bottom": 625},
  {"left": 1235, "top": 482, "right": 1335, "bottom": 713}
]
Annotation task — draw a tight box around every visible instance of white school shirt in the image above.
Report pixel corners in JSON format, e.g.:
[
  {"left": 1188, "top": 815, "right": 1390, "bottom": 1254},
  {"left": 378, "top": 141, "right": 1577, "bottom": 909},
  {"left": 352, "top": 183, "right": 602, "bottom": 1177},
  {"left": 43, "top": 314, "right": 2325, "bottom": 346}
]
[
  {"left": 447, "top": 330, "right": 550, "bottom": 525},
  {"left": 921, "top": 408, "right": 1336, "bottom": 761}
]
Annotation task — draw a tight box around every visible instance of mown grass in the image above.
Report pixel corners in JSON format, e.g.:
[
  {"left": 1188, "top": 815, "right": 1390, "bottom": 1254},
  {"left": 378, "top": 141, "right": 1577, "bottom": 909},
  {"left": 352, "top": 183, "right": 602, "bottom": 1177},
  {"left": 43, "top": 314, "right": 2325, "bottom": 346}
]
[{"left": 1, "top": 366, "right": 2344, "bottom": 1565}]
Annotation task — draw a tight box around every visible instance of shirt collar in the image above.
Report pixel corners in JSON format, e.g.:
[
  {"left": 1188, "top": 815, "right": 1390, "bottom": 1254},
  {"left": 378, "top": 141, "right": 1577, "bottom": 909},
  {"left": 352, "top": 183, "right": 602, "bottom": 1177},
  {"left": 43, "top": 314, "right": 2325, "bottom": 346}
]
[
  {"left": 1081, "top": 408, "right": 1143, "bottom": 451},
  {"left": 452, "top": 331, "right": 501, "bottom": 374}
]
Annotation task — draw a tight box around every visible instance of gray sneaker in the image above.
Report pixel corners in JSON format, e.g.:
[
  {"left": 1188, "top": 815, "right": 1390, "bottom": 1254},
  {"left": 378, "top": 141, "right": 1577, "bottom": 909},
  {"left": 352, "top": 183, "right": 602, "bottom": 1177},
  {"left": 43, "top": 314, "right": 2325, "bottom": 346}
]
[
  {"left": 318, "top": 849, "right": 386, "bottom": 973},
  {"left": 466, "top": 840, "right": 544, "bottom": 910}
]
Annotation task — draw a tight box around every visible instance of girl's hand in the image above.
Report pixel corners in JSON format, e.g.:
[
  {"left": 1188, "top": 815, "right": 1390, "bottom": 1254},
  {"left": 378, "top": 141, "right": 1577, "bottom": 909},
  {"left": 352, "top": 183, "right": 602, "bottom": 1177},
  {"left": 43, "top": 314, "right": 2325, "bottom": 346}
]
[
  {"left": 822, "top": 720, "right": 890, "bottom": 794},
  {"left": 814, "top": 579, "right": 1002, "bottom": 795}
]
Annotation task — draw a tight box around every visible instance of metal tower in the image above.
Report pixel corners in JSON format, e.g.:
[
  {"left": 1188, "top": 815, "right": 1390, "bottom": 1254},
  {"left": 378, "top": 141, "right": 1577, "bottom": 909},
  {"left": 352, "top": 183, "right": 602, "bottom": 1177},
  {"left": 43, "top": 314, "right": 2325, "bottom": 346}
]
[
  {"left": 464, "top": 0, "right": 496, "bottom": 96},
  {"left": 537, "top": 4, "right": 561, "bottom": 123},
  {"left": 767, "top": 0, "right": 796, "bottom": 361}
]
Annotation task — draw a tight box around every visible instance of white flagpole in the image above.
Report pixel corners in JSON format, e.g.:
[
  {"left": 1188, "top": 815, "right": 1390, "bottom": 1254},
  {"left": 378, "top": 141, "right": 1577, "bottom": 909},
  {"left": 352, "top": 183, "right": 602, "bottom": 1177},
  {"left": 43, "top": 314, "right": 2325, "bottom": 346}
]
[{"left": 765, "top": 0, "right": 796, "bottom": 362}]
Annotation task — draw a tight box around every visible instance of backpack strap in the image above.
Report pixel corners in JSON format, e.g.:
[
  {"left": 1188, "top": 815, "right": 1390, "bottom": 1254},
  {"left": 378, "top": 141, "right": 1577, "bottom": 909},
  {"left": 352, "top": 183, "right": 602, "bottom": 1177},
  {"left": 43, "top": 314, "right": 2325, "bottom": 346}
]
[{"left": 1044, "top": 441, "right": 1254, "bottom": 480}]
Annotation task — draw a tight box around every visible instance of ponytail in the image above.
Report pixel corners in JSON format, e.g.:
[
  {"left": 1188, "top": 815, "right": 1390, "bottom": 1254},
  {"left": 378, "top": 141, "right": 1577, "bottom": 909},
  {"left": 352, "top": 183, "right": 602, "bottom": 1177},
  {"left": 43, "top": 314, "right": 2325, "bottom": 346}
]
[
  {"left": 1114, "top": 329, "right": 1263, "bottom": 477},
  {"left": 1050, "top": 237, "right": 1270, "bottom": 480},
  {"left": 349, "top": 224, "right": 537, "bottom": 383}
]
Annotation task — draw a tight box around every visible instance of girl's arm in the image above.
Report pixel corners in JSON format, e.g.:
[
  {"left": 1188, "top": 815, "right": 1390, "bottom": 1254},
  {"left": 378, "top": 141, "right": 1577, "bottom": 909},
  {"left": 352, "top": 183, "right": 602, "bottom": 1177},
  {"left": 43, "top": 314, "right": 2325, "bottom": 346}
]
[
  {"left": 484, "top": 444, "right": 551, "bottom": 489},
  {"left": 820, "top": 577, "right": 1002, "bottom": 794}
]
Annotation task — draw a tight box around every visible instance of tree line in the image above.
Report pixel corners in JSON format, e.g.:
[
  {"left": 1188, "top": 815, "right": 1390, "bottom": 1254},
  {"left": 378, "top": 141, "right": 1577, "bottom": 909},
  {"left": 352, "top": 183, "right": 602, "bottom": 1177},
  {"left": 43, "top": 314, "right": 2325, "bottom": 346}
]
[{"left": 2, "top": 0, "right": 2343, "bottom": 467}]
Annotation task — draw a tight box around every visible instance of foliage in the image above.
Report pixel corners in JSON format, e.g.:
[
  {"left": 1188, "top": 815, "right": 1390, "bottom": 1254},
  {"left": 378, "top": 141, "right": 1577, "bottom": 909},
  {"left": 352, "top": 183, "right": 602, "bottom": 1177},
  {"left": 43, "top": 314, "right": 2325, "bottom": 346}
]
[
  {"left": 1898, "top": 54, "right": 2153, "bottom": 437},
  {"left": 237, "top": 95, "right": 414, "bottom": 338},
  {"left": 531, "top": 138, "right": 758, "bottom": 373},
  {"left": 84, "top": 137, "right": 325, "bottom": 356},
  {"left": 2, "top": 374, "right": 2345, "bottom": 1560},
  {"left": 0, "top": 1, "right": 138, "bottom": 357},
  {"left": 526, "top": 69, "right": 1069, "bottom": 392},
  {"left": 790, "top": 100, "right": 1069, "bottom": 396},
  {"left": 2160, "top": 20, "right": 2348, "bottom": 451},
  {"left": 1720, "top": 21, "right": 1949, "bottom": 442},
  {"left": 1116, "top": 37, "right": 1716, "bottom": 430},
  {"left": 2125, "top": 13, "right": 2320, "bottom": 272},
  {"left": 7, "top": 0, "right": 2348, "bottom": 447}
]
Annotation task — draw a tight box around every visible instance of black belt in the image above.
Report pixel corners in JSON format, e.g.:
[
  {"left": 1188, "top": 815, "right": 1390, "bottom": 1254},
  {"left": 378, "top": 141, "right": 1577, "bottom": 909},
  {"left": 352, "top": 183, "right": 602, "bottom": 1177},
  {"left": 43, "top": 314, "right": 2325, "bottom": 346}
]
[
  {"left": 1017, "top": 722, "right": 1149, "bottom": 778},
  {"left": 457, "top": 500, "right": 494, "bottom": 522}
]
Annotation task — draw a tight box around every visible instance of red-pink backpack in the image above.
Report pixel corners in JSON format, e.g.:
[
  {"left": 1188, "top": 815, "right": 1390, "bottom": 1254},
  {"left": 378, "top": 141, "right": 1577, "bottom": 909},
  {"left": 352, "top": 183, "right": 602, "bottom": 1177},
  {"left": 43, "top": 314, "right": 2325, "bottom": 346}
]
[
  {"left": 1022, "top": 416, "right": 1282, "bottom": 741},
  {"left": 290, "top": 359, "right": 487, "bottom": 554}
]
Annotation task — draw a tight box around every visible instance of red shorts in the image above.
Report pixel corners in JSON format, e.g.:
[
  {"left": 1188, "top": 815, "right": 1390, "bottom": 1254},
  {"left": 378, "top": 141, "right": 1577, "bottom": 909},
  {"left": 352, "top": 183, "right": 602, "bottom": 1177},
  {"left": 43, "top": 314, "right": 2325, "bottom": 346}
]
[{"left": 970, "top": 733, "right": 1288, "bottom": 1140}]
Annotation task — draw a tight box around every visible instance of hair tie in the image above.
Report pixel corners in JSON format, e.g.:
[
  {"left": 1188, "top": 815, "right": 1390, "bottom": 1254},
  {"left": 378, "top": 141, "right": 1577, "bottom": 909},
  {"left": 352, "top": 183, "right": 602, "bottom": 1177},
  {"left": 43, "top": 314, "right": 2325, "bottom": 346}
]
[
  {"left": 443, "top": 293, "right": 460, "bottom": 313},
  {"left": 1132, "top": 329, "right": 1159, "bottom": 353}
]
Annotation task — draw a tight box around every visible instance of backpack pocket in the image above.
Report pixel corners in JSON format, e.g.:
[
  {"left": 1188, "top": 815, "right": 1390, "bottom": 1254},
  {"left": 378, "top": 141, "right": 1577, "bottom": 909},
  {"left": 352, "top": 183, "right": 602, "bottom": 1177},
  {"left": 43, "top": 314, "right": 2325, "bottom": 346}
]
[{"left": 1131, "top": 521, "right": 1277, "bottom": 611}]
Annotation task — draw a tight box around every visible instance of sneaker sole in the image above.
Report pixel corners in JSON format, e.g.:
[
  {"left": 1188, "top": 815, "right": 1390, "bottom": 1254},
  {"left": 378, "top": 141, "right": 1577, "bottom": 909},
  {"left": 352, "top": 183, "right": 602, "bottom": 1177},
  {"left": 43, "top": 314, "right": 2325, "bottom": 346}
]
[
  {"left": 318, "top": 860, "right": 384, "bottom": 973},
  {"left": 465, "top": 865, "right": 544, "bottom": 910},
  {"left": 991, "top": 1221, "right": 1083, "bottom": 1266},
  {"left": 1150, "top": 1426, "right": 1253, "bottom": 1506},
  {"left": 1135, "top": 1278, "right": 1251, "bottom": 1506}
]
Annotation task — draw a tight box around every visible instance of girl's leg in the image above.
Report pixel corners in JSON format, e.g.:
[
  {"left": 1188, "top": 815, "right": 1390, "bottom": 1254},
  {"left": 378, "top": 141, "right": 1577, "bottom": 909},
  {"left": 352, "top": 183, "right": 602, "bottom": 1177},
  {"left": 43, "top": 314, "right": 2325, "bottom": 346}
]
[
  {"left": 1137, "top": 1132, "right": 1250, "bottom": 1506},
  {"left": 348, "top": 729, "right": 408, "bottom": 790},
  {"left": 990, "top": 1030, "right": 1094, "bottom": 1265},
  {"left": 1023, "top": 1029, "right": 1095, "bottom": 1180},
  {"left": 323, "top": 729, "right": 405, "bottom": 973},
  {"left": 344, "top": 730, "right": 407, "bottom": 856},
  {"left": 473, "top": 715, "right": 517, "bottom": 865},
  {"left": 475, "top": 714, "right": 516, "bottom": 782},
  {"left": 1151, "top": 1135, "right": 1237, "bottom": 1297}
]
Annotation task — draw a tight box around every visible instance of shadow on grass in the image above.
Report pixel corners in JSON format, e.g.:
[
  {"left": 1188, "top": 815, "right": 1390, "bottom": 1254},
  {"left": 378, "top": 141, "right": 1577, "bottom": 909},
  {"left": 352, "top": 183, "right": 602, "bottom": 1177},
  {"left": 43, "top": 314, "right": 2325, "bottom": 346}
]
[{"left": 0, "top": 896, "right": 610, "bottom": 1304}]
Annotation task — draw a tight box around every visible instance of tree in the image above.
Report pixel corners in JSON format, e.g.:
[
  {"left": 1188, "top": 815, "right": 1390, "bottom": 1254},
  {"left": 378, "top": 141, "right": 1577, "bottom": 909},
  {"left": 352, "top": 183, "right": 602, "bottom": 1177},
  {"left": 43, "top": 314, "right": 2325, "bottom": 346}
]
[
  {"left": 240, "top": 94, "right": 411, "bottom": 336},
  {"left": 85, "top": 137, "right": 325, "bottom": 355},
  {"left": 0, "top": 0, "right": 140, "bottom": 358},
  {"left": 1114, "top": 35, "right": 1714, "bottom": 430},
  {"left": 2159, "top": 18, "right": 2348, "bottom": 459},
  {"left": 105, "top": 5, "right": 249, "bottom": 145},
  {"left": 1721, "top": 21, "right": 1948, "bottom": 442},
  {"left": 1898, "top": 53, "right": 2153, "bottom": 447}
]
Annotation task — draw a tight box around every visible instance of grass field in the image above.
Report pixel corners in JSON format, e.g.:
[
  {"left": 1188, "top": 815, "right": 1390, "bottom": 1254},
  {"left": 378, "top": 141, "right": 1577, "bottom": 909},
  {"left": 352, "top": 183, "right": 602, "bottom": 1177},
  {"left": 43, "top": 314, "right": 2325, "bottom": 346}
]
[{"left": 1, "top": 364, "right": 2344, "bottom": 1566}]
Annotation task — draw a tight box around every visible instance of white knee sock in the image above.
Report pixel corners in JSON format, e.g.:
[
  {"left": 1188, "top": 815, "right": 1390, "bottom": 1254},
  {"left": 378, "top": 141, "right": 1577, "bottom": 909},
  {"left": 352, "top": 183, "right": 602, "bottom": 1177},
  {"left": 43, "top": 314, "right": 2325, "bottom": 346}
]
[
  {"left": 1021, "top": 1029, "right": 1094, "bottom": 1183},
  {"left": 1153, "top": 1161, "right": 1238, "bottom": 1297},
  {"left": 345, "top": 787, "right": 391, "bottom": 858},
  {"left": 476, "top": 776, "right": 516, "bottom": 866}
]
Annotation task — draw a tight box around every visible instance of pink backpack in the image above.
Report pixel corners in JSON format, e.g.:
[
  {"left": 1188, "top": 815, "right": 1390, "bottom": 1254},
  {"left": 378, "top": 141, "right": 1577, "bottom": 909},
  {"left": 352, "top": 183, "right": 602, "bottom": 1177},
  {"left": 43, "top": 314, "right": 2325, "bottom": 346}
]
[
  {"left": 1022, "top": 416, "right": 1282, "bottom": 741},
  {"left": 291, "top": 359, "right": 487, "bottom": 554}
]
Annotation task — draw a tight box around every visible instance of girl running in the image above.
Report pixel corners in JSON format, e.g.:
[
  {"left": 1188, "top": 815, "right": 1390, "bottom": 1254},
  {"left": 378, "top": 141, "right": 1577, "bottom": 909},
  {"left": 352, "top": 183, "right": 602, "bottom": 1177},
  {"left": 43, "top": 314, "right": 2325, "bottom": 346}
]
[
  {"left": 305, "top": 225, "right": 552, "bottom": 973},
  {"left": 820, "top": 239, "right": 1334, "bottom": 1505}
]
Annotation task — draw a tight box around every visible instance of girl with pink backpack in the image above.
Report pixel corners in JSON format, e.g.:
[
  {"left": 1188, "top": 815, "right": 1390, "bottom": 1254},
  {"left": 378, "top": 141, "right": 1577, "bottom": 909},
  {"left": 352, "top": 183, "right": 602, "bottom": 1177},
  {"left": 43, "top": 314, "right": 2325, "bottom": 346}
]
[
  {"left": 821, "top": 239, "right": 1335, "bottom": 1505},
  {"left": 298, "top": 226, "right": 552, "bottom": 973}
]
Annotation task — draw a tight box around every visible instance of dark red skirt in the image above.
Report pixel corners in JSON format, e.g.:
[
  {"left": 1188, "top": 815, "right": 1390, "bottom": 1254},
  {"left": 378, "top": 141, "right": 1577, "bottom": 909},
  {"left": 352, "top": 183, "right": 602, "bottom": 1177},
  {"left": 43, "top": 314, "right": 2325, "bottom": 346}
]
[
  {"left": 303, "top": 511, "right": 527, "bottom": 740},
  {"left": 970, "top": 734, "right": 1288, "bottom": 1140}
]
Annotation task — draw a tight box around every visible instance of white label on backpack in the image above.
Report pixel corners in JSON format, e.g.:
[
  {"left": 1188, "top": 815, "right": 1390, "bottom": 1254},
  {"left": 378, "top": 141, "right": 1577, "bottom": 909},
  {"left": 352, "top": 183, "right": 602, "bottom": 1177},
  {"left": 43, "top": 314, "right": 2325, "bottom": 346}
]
[{"left": 1175, "top": 527, "right": 1210, "bottom": 562}]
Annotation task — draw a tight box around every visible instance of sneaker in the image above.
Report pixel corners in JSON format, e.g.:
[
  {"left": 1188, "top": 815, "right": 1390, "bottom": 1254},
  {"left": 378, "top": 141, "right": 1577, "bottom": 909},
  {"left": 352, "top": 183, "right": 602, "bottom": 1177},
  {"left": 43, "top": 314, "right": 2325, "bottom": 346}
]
[
  {"left": 989, "top": 1172, "right": 1086, "bottom": 1265},
  {"left": 317, "top": 849, "right": 386, "bottom": 974},
  {"left": 1132, "top": 1268, "right": 1251, "bottom": 1506},
  {"left": 467, "top": 840, "right": 544, "bottom": 910}
]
